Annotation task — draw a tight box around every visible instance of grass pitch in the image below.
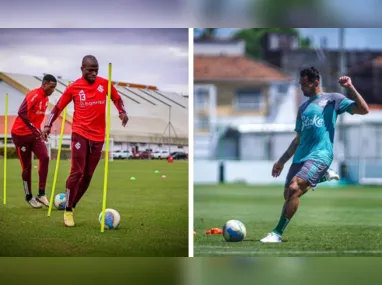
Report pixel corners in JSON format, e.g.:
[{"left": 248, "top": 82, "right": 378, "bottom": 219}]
[
  {"left": 0, "top": 159, "right": 188, "bottom": 256},
  {"left": 194, "top": 184, "right": 382, "bottom": 256}
]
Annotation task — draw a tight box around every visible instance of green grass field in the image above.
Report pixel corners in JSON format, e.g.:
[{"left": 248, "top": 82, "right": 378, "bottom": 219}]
[
  {"left": 0, "top": 159, "right": 188, "bottom": 257},
  {"left": 194, "top": 184, "right": 382, "bottom": 257}
]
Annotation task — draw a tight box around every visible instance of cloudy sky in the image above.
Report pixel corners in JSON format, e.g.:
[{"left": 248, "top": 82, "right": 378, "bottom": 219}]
[
  {"left": 0, "top": 0, "right": 187, "bottom": 28},
  {"left": 1, "top": 0, "right": 382, "bottom": 27},
  {"left": 0, "top": 29, "right": 189, "bottom": 94}
]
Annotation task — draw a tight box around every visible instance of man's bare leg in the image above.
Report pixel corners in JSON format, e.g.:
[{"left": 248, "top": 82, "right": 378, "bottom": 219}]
[{"left": 260, "top": 177, "right": 310, "bottom": 243}]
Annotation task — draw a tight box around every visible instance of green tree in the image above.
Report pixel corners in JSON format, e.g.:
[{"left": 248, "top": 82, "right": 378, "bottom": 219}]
[
  {"left": 299, "top": 37, "right": 312, "bottom": 48},
  {"left": 252, "top": 0, "right": 340, "bottom": 28},
  {"left": 233, "top": 28, "right": 311, "bottom": 59}
]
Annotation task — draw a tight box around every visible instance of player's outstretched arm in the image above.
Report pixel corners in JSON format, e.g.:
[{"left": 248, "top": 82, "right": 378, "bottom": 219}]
[
  {"left": 110, "top": 84, "right": 128, "bottom": 127},
  {"left": 272, "top": 133, "right": 300, "bottom": 177},
  {"left": 338, "top": 76, "right": 369, "bottom": 115}
]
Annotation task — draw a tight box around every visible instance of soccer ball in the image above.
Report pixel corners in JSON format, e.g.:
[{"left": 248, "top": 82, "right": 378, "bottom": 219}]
[
  {"left": 222, "top": 220, "right": 246, "bottom": 242},
  {"left": 54, "top": 193, "right": 66, "bottom": 210},
  {"left": 99, "top": 208, "right": 121, "bottom": 230}
]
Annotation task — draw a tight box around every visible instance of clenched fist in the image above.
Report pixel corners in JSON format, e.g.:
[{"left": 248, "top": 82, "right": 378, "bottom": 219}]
[{"left": 338, "top": 76, "right": 352, "bottom": 88}]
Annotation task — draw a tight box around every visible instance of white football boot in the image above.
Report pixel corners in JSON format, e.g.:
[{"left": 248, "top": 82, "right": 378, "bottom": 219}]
[
  {"left": 312, "top": 168, "right": 340, "bottom": 191},
  {"left": 27, "top": 197, "right": 43, "bottom": 208},
  {"left": 260, "top": 232, "right": 283, "bottom": 243},
  {"left": 324, "top": 168, "right": 340, "bottom": 181},
  {"left": 36, "top": 195, "right": 49, "bottom": 207}
]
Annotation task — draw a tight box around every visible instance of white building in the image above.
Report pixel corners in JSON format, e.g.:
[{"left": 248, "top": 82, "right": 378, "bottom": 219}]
[{"left": 0, "top": 71, "right": 189, "bottom": 155}]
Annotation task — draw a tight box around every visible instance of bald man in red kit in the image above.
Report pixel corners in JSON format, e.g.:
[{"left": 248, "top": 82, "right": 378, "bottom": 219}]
[
  {"left": 43, "top": 55, "right": 128, "bottom": 227},
  {"left": 11, "top": 74, "right": 57, "bottom": 208}
]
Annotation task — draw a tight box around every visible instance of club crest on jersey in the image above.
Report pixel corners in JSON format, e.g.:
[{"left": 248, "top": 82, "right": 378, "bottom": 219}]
[
  {"left": 318, "top": 99, "right": 329, "bottom": 107},
  {"left": 79, "top": 90, "right": 86, "bottom": 101},
  {"left": 97, "top": 85, "right": 104, "bottom": 93}
]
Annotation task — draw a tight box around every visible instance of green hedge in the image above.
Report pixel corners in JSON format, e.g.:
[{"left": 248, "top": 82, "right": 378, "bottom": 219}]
[
  {"left": 0, "top": 147, "right": 18, "bottom": 158},
  {"left": 51, "top": 148, "right": 72, "bottom": 160},
  {"left": 51, "top": 149, "right": 107, "bottom": 160}
]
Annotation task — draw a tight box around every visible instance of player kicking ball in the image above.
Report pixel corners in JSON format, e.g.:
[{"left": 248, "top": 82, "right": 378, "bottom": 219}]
[
  {"left": 42, "top": 55, "right": 128, "bottom": 227},
  {"left": 11, "top": 74, "right": 57, "bottom": 208},
  {"left": 260, "top": 67, "right": 369, "bottom": 243}
]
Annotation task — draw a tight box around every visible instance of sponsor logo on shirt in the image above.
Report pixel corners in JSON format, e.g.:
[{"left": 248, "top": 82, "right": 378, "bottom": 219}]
[
  {"left": 78, "top": 89, "right": 104, "bottom": 107},
  {"left": 301, "top": 114, "right": 323, "bottom": 130},
  {"left": 81, "top": 100, "right": 106, "bottom": 107},
  {"left": 31, "top": 94, "right": 39, "bottom": 102}
]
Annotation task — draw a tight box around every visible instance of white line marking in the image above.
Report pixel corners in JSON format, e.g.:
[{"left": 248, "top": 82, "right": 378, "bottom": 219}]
[{"left": 195, "top": 247, "right": 382, "bottom": 255}]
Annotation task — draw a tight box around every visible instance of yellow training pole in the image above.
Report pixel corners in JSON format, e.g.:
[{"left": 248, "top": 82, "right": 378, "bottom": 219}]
[
  {"left": 47, "top": 108, "right": 66, "bottom": 216},
  {"left": 3, "top": 93, "right": 8, "bottom": 205},
  {"left": 47, "top": 83, "right": 69, "bottom": 216},
  {"left": 101, "top": 63, "right": 112, "bottom": 232}
]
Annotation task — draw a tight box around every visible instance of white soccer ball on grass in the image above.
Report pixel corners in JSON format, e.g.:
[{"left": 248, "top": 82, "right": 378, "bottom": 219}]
[{"left": 99, "top": 208, "right": 121, "bottom": 230}]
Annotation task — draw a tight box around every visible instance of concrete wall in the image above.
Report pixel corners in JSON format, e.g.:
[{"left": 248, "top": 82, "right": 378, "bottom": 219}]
[{"left": 194, "top": 160, "right": 341, "bottom": 185}]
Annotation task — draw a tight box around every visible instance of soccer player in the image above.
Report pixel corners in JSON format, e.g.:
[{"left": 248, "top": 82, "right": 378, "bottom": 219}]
[
  {"left": 260, "top": 67, "right": 369, "bottom": 243},
  {"left": 11, "top": 74, "right": 57, "bottom": 208},
  {"left": 42, "top": 55, "right": 128, "bottom": 227}
]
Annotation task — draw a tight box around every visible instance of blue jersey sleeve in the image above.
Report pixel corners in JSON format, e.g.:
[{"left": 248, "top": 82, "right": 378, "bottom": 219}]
[{"left": 333, "top": 93, "right": 356, "bottom": 115}]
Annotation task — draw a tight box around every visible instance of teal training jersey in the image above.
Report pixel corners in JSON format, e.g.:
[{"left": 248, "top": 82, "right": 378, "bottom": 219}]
[{"left": 293, "top": 92, "right": 356, "bottom": 165}]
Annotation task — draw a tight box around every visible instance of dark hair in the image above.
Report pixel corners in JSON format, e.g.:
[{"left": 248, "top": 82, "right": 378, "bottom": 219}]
[
  {"left": 42, "top": 74, "right": 57, "bottom": 83},
  {"left": 300, "top": 66, "right": 320, "bottom": 82},
  {"left": 82, "top": 55, "right": 98, "bottom": 65}
]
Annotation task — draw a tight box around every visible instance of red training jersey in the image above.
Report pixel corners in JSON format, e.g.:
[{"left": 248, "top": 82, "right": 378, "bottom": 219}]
[
  {"left": 12, "top": 87, "right": 48, "bottom": 137},
  {"left": 46, "top": 76, "right": 126, "bottom": 142}
]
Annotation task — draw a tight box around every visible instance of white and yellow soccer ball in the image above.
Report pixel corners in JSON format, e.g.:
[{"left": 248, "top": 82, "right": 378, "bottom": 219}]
[
  {"left": 222, "top": 220, "right": 247, "bottom": 242},
  {"left": 99, "top": 208, "right": 121, "bottom": 230},
  {"left": 54, "top": 193, "right": 66, "bottom": 210}
]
